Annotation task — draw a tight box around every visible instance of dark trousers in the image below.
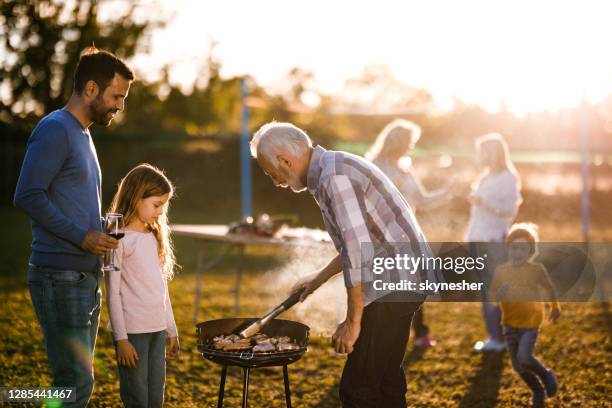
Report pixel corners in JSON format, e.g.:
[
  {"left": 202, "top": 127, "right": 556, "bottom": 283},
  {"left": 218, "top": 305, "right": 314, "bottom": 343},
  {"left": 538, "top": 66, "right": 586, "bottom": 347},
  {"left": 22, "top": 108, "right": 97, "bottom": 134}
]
[
  {"left": 503, "top": 325, "right": 549, "bottom": 396},
  {"left": 118, "top": 331, "right": 167, "bottom": 408},
  {"left": 339, "top": 299, "right": 423, "bottom": 408},
  {"left": 27, "top": 266, "right": 101, "bottom": 407}
]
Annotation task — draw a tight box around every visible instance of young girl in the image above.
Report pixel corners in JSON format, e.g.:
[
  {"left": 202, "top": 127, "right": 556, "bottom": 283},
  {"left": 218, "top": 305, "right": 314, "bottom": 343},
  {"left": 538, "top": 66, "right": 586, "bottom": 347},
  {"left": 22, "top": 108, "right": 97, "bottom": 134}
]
[
  {"left": 490, "top": 223, "right": 560, "bottom": 408},
  {"left": 466, "top": 133, "right": 523, "bottom": 352},
  {"left": 105, "top": 163, "right": 179, "bottom": 408}
]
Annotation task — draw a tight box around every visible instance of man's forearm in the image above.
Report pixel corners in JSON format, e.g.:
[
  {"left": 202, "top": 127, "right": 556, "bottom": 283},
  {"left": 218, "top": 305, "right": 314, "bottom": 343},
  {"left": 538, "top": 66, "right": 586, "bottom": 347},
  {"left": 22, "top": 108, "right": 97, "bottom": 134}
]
[
  {"left": 346, "top": 284, "right": 363, "bottom": 324},
  {"left": 318, "top": 255, "right": 363, "bottom": 323},
  {"left": 14, "top": 189, "right": 87, "bottom": 246},
  {"left": 316, "top": 254, "right": 343, "bottom": 284}
]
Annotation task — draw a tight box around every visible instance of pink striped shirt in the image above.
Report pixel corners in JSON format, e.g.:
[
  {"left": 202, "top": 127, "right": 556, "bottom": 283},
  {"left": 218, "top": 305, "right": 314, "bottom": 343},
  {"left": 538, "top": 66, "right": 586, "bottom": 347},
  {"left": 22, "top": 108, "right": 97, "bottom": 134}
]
[{"left": 105, "top": 230, "right": 178, "bottom": 341}]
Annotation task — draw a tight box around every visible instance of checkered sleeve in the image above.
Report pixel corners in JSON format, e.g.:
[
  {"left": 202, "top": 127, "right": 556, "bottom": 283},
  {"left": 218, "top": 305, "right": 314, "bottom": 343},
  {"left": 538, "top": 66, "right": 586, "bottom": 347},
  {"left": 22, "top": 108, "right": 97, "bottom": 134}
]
[{"left": 323, "top": 175, "right": 373, "bottom": 288}]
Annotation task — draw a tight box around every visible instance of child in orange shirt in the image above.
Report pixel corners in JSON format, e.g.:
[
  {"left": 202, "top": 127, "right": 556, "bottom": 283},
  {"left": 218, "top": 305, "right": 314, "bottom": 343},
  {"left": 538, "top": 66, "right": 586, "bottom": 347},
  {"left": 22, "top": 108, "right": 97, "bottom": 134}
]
[{"left": 490, "top": 223, "right": 560, "bottom": 408}]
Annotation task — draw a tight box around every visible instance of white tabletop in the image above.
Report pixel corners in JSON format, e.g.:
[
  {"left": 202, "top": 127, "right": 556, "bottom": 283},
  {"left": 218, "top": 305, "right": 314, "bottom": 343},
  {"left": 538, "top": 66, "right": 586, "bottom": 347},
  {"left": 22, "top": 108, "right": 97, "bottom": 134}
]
[{"left": 171, "top": 224, "right": 331, "bottom": 247}]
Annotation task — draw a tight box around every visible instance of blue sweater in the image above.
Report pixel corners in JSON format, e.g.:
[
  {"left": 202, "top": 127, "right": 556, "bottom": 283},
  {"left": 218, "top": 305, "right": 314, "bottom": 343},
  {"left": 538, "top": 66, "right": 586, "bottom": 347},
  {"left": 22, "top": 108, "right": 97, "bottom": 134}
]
[{"left": 14, "top": 109, "right": 103, "bottom": 272}]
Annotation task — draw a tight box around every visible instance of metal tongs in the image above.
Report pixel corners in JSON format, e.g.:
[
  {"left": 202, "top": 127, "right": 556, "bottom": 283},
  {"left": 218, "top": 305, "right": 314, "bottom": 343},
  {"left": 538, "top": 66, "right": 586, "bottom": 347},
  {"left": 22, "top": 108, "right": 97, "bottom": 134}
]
[{"left": 238, "top": 288, "right": 305, "bottom": 338}]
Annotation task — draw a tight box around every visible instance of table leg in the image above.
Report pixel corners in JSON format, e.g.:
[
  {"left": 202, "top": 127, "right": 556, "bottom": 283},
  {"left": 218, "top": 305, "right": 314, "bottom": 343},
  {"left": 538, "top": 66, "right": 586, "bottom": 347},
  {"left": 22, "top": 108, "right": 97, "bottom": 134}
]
[
  {"left": 193, "top": 241, "right": 206, "bottom": 326},
  {"left": 234, "top": 244, "right": 245, "bottom": 314},
  {"left": 193, "top": 243, "right": 234, "bottom": 326}
]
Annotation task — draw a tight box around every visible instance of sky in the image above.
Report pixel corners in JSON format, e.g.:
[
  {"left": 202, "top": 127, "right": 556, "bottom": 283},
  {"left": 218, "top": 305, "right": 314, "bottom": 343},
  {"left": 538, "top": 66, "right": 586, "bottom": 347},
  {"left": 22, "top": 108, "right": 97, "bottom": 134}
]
[{"left": 114, "top": 0, "right": 612, "bottom": 115}]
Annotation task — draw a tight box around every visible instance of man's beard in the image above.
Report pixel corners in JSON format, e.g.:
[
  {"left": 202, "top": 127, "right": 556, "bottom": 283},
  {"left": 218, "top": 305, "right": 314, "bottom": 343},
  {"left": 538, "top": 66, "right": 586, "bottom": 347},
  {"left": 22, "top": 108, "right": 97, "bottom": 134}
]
[
  {"left": 286, "top": 174, "right": 306, "bottom": 193},
  {"left": 90, "top": 95, "right": 117, "bottom": 126}
]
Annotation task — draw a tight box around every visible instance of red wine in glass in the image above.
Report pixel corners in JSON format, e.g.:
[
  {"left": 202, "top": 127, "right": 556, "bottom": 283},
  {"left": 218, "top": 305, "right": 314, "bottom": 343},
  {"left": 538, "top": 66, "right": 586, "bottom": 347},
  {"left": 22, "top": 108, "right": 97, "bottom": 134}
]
[
  {"left": 103, "top": 213, "right": 124, "bottom": 272},
  {"left": 108, "top": 232, "right": 125, "bottom": 240}
]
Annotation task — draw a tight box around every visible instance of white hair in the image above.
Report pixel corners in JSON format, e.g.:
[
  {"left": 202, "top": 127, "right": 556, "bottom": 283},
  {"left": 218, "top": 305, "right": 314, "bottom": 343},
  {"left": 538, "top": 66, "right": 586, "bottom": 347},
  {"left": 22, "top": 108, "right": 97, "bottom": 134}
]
[{"left": 250, "top": 122, "right": 313, "bottom": 165}]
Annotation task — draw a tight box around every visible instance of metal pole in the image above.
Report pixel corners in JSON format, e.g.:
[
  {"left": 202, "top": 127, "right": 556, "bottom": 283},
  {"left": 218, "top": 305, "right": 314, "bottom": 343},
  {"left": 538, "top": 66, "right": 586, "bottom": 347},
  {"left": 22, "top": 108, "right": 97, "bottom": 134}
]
[
  {"left": 240, "top": 78, "right": 253, "bottom": 219},
  {"left": 580, "top": 97, "right": 590, "bottom": 243}
]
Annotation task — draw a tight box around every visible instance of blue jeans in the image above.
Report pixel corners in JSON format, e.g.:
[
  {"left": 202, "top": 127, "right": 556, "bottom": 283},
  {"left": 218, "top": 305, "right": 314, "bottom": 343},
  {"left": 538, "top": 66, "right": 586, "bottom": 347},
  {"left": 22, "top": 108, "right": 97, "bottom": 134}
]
[
  {"left": 471, "top": 242, "right": 507, "bottom": 342},
  {"left": 27, "top": 265, "right": 102, "bottom": 407},
  {"left": 118, "top": 331, "right": 167, "bottom": 408},
  {"left": 503, "top": 325, "right": 551, "bottom": 396}
]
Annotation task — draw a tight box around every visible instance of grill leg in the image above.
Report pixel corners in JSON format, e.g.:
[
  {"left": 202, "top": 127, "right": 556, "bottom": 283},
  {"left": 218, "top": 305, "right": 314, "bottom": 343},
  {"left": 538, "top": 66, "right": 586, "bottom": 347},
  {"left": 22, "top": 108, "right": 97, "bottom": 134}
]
[
  {"left": 283, "top": 365, "right": 292, "bottom": 408},
  {"left": 217, "top": 365, "right": 227, "bottom": 408},
  {"left": 242, "top": 367, "right": 250, "bottom": 408}
]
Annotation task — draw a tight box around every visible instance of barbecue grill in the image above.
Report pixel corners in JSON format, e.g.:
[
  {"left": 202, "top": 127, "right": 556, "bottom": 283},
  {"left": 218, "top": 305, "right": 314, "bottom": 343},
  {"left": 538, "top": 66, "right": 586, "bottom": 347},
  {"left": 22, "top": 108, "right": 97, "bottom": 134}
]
[{"left": 197, "top": 317, "right": 310, "bottom": 408}]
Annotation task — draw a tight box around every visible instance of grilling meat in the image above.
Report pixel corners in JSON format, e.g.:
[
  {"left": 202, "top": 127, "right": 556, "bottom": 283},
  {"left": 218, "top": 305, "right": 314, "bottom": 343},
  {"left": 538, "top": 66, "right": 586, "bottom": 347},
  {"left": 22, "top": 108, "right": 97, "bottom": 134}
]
[
  {"left": 213, "top": 339, "right": 234, "bottom": 350},
  {"left": 252, "top": 342, "right": 276, "bottom": 353},
  {"left": 223, "top": 341, "right": 252, "bottom": 351},
  {"left": 210, "top": 333, "right": 300, "bottom": 353},
  {"left": 277, "top": 342, "right": 300, "bottom": 352},
  {"left": 252, "top": 334, "right": 271, "bottom": 344}
]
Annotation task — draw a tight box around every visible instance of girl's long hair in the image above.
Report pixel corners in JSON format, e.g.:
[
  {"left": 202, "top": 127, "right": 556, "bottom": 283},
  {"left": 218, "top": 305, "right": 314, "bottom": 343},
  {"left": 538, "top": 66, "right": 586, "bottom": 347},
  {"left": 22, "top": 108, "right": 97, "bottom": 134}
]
[
  {"left": 472, "top": 133, "right": 521, "bottom": 190},
  {"left": 108, "top": 163, "right": 177, "bottom": 280}
]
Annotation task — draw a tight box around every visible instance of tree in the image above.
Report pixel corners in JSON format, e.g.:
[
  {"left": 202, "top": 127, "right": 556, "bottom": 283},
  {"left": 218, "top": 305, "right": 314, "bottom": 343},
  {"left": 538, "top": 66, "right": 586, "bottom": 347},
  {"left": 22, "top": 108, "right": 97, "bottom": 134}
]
[
  {"left": 0, "top": 0, "right": 165, "bottom": 127},
  {"left": 335, "top": 65, "right": 433, "bottom": 115}
]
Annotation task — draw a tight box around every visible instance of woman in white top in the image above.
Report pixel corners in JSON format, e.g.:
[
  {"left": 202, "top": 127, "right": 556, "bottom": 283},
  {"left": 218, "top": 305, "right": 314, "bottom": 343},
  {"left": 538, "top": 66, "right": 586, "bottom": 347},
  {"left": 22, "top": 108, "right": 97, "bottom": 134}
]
[
  {"left": 466, "top": 133, "right": 523, "bottom": 352},
  {"left": 366, "top": 119, "right": 451, "bottom": 349}
]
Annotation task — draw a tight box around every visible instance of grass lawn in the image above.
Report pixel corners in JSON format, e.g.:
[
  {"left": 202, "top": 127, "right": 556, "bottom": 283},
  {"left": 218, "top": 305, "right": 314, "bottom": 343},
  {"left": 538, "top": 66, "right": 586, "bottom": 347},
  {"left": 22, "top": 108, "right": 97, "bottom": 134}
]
[
  {"left": 1, "top": 203, "right": 611, "bottom": 407},
  {"left": 1, "top": 267, "right": 611, "bottom": 407}
]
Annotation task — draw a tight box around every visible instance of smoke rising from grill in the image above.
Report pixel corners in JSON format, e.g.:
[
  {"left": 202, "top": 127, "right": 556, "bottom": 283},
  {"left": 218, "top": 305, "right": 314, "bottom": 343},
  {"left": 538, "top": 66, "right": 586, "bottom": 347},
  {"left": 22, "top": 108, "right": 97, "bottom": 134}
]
[{"left": 263, "top": 244, "right": 347, "bottom": 335}]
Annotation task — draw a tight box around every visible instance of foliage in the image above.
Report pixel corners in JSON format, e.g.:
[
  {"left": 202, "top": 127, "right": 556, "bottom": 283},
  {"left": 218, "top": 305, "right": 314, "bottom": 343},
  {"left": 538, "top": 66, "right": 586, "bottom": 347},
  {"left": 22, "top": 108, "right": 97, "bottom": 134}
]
[
  {"left": 2, "top": 1, "right": 612, "bottom": 152},
  {"left": 0, "top": 0, "right": 165, "bottom": 127}
]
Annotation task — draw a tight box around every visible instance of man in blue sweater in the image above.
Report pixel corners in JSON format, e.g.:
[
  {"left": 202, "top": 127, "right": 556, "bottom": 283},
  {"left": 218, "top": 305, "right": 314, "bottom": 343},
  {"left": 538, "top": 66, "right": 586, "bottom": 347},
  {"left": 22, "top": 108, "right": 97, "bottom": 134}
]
[{"left": 14, "top": 48, "right": 133, "bottom": 407}]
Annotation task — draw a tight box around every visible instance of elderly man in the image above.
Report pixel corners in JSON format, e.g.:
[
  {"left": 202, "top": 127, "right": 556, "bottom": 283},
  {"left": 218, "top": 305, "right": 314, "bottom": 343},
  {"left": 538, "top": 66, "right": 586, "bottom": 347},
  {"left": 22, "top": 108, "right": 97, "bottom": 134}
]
[{"left": 250, "top": 122, "right": 442, "bottom": 407}]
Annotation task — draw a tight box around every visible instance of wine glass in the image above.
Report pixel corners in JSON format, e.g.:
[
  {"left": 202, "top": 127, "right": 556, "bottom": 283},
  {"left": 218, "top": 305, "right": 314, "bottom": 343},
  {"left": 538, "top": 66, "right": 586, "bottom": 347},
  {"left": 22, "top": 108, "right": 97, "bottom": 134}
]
[{"left": 103, "top": 213, "right": 125, "bottom": 272}]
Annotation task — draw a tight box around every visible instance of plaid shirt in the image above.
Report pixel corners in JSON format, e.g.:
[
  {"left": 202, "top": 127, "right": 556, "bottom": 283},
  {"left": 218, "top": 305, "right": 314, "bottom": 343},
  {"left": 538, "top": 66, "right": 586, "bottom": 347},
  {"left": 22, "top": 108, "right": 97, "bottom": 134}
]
[{"left": 307, "top": 145, "right": 443, "bottom": 305}]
